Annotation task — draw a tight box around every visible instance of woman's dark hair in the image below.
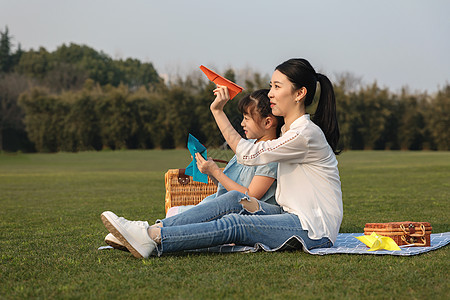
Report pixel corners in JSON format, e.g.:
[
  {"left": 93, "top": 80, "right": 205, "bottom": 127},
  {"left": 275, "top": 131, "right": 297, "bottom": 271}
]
[
  {"left": 238, "top": 89, "right": 284, "bottom": 137},
  {"left": 275, "top": 58, "right": 341, "bottom": 154}
]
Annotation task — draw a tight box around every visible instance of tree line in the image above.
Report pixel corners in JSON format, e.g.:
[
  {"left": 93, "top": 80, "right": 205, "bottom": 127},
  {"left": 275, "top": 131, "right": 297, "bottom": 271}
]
[{"left": 1, "top": 26, "right": 449, "bottom": 152}]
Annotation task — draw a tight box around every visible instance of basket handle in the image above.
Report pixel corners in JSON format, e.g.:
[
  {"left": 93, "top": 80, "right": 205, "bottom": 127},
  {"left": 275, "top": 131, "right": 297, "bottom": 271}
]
[
  {"left": 212, "top": 159, "right": 228, "bottom": 164},
  {"left": 401, "top": 235, "right": 427, "bottom": 246},
  {"left": 177, "top": 159, "right": 228, "bottom": 185},
  {"left": 400, "top": 223, "right": 426, "bottom": 237}
]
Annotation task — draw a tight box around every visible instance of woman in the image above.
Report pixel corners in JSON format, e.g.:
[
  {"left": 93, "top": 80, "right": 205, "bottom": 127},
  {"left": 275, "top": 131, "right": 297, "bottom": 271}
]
[{"left": 101, "top": 58, "right": 343, "bottom": 258}]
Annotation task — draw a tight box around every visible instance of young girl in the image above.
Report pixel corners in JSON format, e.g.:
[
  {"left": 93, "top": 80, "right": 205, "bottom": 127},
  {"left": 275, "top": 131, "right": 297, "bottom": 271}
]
[
  {"left": 101, "top": 58, "right": 343, "bottom": 259},
  {"left": 189, "top": 88, "right": 283, "bottom": 206},
  {"left": 104, "top": 89, "right": 283, "bottom": 249}
]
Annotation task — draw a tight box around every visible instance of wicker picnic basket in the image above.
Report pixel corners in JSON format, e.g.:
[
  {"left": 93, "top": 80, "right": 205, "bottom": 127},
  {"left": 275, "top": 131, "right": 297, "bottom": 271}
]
[
  {"left": 164, "top": 168, "right": 218, "bottom": 213},
  {"left": 364, "top": 221, "right": 432, "bottom": 247}
]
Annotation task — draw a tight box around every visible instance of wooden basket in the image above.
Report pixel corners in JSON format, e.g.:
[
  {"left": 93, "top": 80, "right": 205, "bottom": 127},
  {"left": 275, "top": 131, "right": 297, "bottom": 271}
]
[
  {"left": 364, "top": 221, "right": 432, "bottom": 247},
  {"left": 164, "top": 168, "right": 218, "bottom": 213}
]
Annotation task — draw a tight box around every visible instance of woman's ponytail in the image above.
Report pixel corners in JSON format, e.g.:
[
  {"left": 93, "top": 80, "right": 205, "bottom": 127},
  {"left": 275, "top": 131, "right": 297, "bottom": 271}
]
[{"left": 314, "top": 73, "right": 340, "bottom": 155}]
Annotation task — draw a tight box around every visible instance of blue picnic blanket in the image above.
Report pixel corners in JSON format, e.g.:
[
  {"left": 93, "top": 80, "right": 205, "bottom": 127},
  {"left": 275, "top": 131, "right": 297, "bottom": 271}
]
[
  {"left": 189, "top": 232, "right": 450, "bottom": 256},
  {"left": 99, "top": 233, "right": 449, "bottom": 256}
]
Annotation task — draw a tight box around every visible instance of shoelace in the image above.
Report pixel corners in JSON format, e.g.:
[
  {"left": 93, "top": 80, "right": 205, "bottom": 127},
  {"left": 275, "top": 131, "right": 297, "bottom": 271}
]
[{"left": 118, "top": 217, "right": 148, "bottom": 228}]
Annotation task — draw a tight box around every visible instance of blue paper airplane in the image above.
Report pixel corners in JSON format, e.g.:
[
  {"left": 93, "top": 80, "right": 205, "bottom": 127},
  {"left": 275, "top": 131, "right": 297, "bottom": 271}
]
[{"left": 185, "top": 134, "right": 208, "bottom": 183}]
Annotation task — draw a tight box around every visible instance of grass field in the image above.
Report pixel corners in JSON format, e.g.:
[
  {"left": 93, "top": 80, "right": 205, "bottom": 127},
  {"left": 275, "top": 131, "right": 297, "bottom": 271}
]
[{"left": 0, "top": 150, "right": 449, "bottom": 299}]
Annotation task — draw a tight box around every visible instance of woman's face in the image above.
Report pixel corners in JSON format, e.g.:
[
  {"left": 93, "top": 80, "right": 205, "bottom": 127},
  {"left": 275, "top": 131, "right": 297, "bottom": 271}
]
[{"left": 268, "top": 70, "right": 298, "bottom": 117}]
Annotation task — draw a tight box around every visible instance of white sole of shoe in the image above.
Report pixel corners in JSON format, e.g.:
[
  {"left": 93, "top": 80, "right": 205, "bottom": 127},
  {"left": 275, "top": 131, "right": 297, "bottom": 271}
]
[
  {"left": 101, "top": 212, "right": 144, "bottom": 258},
  {"left": 105, "top": 236, "right": 129, "bottom": 252}
]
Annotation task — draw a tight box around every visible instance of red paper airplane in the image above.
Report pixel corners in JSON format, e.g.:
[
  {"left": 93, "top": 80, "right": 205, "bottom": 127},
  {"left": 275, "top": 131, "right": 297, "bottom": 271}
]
[{"left": 200, "top": 65, "right": 243, "bottom": 99}]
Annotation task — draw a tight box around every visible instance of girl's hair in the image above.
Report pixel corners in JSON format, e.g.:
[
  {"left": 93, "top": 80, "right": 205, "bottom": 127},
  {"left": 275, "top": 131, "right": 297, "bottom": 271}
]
[
  {"left": 238, "top": 89, "right": 284, "bottom": 137},
  {"left": 275, "top": 58, "right": 341, "bottom": 154}
]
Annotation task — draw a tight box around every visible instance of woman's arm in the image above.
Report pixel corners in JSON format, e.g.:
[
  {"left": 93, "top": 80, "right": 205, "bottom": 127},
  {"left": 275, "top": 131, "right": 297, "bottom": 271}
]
[
  {"left": 210, "top": 85, "right": 309, "bottom": 167},
  {"left": 195, "top": 153, "right": 275, "bottom": 200},
  {"left": 210, "top": 85, "right": 243, "bottom": 153},
  {"left": 236, "top": 130, "right": 309, "bottom": 166}
]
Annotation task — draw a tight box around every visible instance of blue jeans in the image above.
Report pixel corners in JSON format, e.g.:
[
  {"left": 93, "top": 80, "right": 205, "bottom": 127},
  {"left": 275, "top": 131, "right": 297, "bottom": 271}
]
[{"left": 158, "top": 191, "right": 332, "bottom": 254}]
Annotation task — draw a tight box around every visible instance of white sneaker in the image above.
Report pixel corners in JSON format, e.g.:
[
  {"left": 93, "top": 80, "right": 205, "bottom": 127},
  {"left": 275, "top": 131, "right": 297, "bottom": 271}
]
[
  {"left": 104, "top": 233, "right": 129, "bottom": 252},
  {"left": 101, "top": 211, "right": 157, "bottom": 258}
]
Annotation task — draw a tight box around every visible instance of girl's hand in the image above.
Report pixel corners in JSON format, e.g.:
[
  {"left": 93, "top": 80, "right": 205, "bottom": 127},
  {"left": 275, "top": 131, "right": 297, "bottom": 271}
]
[
  {"left": 195, "top": 153, "right": 219, "bottom": 176},
  {"left": 210, "top": 85, "right": 230, "bottom": 112}
]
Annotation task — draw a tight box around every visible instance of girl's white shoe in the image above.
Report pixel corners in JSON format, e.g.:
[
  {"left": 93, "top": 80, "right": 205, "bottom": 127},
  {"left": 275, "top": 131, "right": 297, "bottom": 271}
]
[
  {"left": 101, "top": 211, "right": 157, "bottom": 258},
  {"left": 104, "top": 233, "right": 128, "bottom": 252}
]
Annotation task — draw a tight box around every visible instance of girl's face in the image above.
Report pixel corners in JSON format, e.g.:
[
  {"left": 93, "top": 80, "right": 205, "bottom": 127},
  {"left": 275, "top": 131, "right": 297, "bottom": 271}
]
[
  {"left": 240, "top": 109, "right": 266, "bottom": 141},
  {"left": 268, "top": 70, "right": 298, "bottom": 117}
]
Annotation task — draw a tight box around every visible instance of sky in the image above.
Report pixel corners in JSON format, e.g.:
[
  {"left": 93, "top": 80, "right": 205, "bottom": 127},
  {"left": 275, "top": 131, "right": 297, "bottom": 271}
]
[{"left": 1, "top": 0, "right": 449, "bottom": 93}]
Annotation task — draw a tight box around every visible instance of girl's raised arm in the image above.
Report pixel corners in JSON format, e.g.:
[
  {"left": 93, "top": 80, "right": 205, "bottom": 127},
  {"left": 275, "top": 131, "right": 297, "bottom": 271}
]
[{"left": 210, "top": 85, "right": 242, "bottom": 152}]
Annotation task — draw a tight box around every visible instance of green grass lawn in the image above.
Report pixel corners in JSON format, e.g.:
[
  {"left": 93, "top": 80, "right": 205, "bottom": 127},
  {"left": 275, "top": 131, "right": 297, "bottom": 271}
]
[{"left": 1, "top": 150, "right": 449, "bottom": 299}]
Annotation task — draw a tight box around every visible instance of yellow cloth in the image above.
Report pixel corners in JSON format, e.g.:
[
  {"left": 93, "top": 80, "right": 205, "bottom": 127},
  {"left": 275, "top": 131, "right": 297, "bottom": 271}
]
[{"left": 355, "top": 232, "right": 401, "bottom": 251}]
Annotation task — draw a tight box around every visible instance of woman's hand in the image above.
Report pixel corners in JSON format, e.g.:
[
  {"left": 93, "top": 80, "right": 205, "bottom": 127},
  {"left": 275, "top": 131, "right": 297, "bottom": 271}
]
[
  {"left": 195, "top": 153, "right": 220, "bottom": 176},
  {"left": 210, "top": 85, "right": 230, "bottom": 113}
]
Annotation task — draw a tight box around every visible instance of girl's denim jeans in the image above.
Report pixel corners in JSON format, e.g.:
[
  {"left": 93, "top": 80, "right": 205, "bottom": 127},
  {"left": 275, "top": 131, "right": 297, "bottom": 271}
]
[{"left": 158, "top": 191, "right": 332, "bottom": 254}]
